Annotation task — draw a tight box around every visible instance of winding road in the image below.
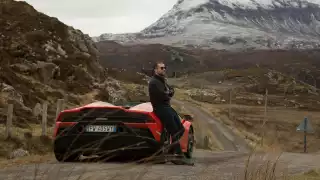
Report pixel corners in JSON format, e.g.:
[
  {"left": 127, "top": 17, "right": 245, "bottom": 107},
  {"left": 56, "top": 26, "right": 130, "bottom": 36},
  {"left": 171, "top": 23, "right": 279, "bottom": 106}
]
[{"left": 0, "top": 100, "right": 319, "bottom": 180}]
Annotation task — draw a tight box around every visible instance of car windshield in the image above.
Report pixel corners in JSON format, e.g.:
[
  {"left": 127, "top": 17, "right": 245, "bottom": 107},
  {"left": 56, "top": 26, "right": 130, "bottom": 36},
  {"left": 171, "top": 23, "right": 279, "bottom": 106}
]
[{"left": 115, "top": 102, "right": 143, "bottom": 107}]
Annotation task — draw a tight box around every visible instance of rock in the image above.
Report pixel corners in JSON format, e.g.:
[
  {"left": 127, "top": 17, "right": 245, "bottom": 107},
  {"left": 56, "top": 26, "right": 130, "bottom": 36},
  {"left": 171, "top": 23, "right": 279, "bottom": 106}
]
[
  {"left": 43, "top": 40, "right": 67, "bottom": 58},
  {"left": 1, "top": 83, "right": 24, "bottom": 104},
  {"left": 56, "top": 44, "right": 67, "bottom": 57},
  {"left": 43, "top": 40, "right": 56, "bottom": 52},
  {"left": 8, "top": 148, "right": 30, "bottom": 159},
  {"left": 35, "top": 61, "right": 59, "bottom": 82},
  {"left": 106, "top": 86, "right": 126, "bottom": 102},
  {"left": 73, "top": 66, "right": 94, "bottom": 83},
  {"left": 1, "top": 83, "right": 15, "bottom": 92},
  {"left": 67, "top": 28, "right": 89, "bottom": 52},
  {"left": 185, "top": 88, "right": 224, "bottom": 103},
  {"left": 82, "top": 52, "right": 91, "bottom": 58},
  {"left": 10, "top": 63, "right": 31, "bottom": 73},
  {"left": 0, "top": 0, "right": 110, "bottom": 126}
]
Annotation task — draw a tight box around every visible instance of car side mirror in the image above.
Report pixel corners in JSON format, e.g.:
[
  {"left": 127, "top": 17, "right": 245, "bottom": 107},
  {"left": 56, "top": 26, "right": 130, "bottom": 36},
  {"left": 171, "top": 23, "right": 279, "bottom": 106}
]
[{"left": 183, "top": 114, "right": 193, "bottom": 121}]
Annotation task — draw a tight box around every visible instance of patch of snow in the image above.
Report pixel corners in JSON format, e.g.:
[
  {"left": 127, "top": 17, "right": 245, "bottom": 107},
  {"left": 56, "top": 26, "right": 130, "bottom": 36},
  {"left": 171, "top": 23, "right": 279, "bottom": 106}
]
[
  {"left": 178, "top": 0, "right": 210, "bottom": 11},
  {"left": 212, "top": 0, "right": 320, "bottom": 9}
]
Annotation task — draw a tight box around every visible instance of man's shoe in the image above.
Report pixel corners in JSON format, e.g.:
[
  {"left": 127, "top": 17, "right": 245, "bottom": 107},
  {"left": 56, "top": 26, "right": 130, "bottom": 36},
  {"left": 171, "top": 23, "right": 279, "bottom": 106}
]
[
  {"left": 171, "top": 158, "right": 195, "bottom": 166},
  {"left": 170, "top": 155, "right": 195, "bottom": 166}
]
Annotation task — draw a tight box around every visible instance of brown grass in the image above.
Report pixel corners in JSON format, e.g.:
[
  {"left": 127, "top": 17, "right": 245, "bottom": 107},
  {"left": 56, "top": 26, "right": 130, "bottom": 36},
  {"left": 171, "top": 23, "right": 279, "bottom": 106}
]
[
  {"left": 0, "top": 124, "right": 53, "bottom": 158},
  {"left": 172, "top": 88, "right": 319, "bottom": 179},
  {"left": 243, "top": 152, "right": 283, "bottom": 180},
  {"left": 290, "top": 169, "right": 320, "bottom": 180},
  {"left": 210, "top": 103, "right": 320, "bottom": 153},
  {"left": 171, "top": 76, "right": 320, "bottom": 153},
  {"left": 5, "top": 148, "right": 318, "bottom": 180},
  {"left": 242, "top": 150, "right": 320, "bottom": 180},
  {"left": 0, "top": 154, "right": 53, "bottom": 168}
]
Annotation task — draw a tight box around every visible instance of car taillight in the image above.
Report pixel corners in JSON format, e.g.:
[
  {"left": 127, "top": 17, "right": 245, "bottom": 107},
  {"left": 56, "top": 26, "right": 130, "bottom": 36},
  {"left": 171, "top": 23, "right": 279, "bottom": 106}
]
[{"left": 56, "top": 111, "right": 82, "bottom": 122}]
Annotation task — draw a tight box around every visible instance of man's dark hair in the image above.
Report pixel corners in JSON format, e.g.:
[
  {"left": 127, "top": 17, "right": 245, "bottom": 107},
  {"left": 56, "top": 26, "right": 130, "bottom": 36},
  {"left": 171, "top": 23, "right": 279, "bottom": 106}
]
[{"left": 151, "top": 61, "right": 165, "bottom": 76}]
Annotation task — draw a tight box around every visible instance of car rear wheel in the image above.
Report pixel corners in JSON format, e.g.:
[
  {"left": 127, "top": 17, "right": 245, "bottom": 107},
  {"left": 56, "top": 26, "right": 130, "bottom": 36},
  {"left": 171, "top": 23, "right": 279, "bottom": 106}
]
[
  {"left": 54, "top": 148, "right": 80, "bottom": 162},
  {"left": 184, "top": 127, "right": 194, "bottom": 159}
]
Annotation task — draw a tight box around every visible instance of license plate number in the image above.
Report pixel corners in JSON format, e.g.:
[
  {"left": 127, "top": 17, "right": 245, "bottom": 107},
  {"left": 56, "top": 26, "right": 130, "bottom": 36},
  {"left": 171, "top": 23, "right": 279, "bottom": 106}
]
[{"left": 85, "top": 125, "right": 117, "bottom": 132}]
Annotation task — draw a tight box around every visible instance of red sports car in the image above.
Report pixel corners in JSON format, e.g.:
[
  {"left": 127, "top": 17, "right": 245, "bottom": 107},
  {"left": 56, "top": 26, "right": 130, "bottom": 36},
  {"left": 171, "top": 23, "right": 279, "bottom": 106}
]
[{"left": 52, "top": 101, "right": 195, "bottom": 162}]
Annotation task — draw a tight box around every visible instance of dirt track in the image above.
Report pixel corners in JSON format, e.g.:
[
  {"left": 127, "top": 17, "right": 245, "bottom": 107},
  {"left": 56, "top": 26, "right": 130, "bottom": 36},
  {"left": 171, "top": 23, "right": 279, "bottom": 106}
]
[
  {"left": 0, "top": 100, "right": 320, "bottom": 180},
  {"left": 1, "top": 150, "right": 319, "bottom": 180},
  {"left": 172, "top": 99, "right": 251, "bottom": 152}
]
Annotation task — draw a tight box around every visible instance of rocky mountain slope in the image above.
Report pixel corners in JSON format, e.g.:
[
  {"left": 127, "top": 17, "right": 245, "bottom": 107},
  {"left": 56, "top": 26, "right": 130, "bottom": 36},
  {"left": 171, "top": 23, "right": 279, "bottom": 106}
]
[
  {"left": 94, "top": 0, "right": 320, "bottom": 50},
  {"left": 0, "top": 0, "right": 134, "bottom": 127}
]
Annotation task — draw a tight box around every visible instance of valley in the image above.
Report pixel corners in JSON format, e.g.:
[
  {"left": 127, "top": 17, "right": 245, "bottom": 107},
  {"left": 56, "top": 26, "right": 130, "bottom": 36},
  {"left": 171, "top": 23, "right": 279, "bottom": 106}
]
[{"left": 167, "top": 68, "right": 320, "bottom": 153}]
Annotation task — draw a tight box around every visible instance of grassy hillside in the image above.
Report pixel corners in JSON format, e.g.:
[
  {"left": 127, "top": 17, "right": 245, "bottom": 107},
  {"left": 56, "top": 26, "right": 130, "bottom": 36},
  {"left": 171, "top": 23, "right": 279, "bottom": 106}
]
[{"left": 169, "top": 69, "right": 320, "bottom": 153}]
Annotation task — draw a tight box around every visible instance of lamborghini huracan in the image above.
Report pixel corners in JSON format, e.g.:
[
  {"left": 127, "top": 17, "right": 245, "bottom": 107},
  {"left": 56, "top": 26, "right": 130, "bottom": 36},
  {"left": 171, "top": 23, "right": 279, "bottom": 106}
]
[{"left": 52, "top": 101, "right": 195, "bottom": 162}]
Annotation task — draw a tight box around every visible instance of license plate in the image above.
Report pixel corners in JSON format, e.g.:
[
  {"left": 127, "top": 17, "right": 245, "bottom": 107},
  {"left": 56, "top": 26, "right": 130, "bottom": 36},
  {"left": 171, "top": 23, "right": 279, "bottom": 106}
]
[{"left": 85, "top": 125, "right": 117, "bottom": 132}]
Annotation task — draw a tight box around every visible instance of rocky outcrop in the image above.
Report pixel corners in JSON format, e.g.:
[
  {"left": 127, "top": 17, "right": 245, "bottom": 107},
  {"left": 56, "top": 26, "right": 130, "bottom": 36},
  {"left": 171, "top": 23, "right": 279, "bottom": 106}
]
[
  {"left": 8, "top": 148, "right": 30, "bottom": 159},
  {"left": 185, "top": 88, "right": 226, "bottom": 104},
  {"left": 0, "top": 0, "right": 110, "bottom": 125}
]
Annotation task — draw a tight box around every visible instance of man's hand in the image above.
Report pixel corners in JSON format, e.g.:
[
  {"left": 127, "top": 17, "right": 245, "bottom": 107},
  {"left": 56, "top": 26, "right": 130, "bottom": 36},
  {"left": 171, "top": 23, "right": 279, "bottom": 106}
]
[{"left": 168, "top": 86, "right": 175, "bottom": 97}]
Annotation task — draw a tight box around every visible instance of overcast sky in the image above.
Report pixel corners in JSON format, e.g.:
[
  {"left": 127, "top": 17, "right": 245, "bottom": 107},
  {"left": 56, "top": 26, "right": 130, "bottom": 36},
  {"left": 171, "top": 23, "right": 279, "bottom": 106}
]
[{"left": 22, "top": 0, "right": 176, "bottom": 36}]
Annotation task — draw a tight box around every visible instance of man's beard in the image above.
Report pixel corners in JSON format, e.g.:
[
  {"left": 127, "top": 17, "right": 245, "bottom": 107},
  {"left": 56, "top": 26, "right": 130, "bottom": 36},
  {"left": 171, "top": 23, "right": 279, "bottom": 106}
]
[{"left": 156, "top": 72, "right": 165, "bottom": 77}]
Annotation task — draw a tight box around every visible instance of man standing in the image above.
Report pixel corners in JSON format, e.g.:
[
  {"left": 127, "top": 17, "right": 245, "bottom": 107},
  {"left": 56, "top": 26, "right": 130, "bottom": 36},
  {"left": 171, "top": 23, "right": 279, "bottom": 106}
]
[{"left": 148, "top": 61, "right": 194, "bottom": 165}]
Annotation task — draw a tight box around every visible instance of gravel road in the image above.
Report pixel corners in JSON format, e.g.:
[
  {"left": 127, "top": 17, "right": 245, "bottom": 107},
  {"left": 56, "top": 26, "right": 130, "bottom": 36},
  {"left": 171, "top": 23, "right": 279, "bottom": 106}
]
[
  {"left": 1, "top": 150, "right": 319, "bottom": 180},
  {"left": 0, "top": 100, "right": 319, "bottom": 180},
  {"left": 172, "top": 99, "right": 251, "bottom": 152}
]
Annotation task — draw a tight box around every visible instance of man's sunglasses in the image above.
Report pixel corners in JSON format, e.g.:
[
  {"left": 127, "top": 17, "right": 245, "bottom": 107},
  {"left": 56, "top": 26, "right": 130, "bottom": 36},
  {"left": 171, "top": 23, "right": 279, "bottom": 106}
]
[{"left": 159, "top": 66, "right": 166, "bottom": 70}]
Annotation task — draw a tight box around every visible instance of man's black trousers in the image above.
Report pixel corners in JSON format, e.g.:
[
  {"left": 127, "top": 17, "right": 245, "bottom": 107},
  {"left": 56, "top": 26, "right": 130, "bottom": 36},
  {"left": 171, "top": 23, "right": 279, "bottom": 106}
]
[{"left": 153, "top": 105, "right": 185, "bottom": 154}]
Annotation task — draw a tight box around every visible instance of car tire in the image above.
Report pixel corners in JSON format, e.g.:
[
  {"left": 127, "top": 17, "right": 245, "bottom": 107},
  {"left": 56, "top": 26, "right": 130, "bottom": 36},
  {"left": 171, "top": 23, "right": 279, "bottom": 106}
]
[
  {"left": 54, "top": 149, "right": 79, "bottom": 162},
  {"left": 184, "top": 127, "right": 194, "bottom": 159}
]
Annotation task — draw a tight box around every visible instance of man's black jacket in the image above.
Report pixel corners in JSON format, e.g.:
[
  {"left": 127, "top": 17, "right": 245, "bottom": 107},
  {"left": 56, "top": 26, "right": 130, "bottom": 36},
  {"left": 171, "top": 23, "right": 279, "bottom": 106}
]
[{"left": 148, "top": 74, "right": 174, "bottom": 107}]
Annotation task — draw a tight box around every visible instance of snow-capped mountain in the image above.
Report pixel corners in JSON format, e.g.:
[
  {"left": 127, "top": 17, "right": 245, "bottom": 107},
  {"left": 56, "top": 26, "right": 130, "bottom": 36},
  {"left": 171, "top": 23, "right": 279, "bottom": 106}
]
[{"left": 93, "top": 0, "right": 320, "bottom": 50}]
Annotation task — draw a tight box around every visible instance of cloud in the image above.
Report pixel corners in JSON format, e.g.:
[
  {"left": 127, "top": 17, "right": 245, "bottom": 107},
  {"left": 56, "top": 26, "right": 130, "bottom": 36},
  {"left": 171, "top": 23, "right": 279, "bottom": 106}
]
[
  {"left": 62, "top": 16, "right": 158, "bottom": 36},
  {"left": 22, "top": 0, "right": 176, "bottom": 36}
]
